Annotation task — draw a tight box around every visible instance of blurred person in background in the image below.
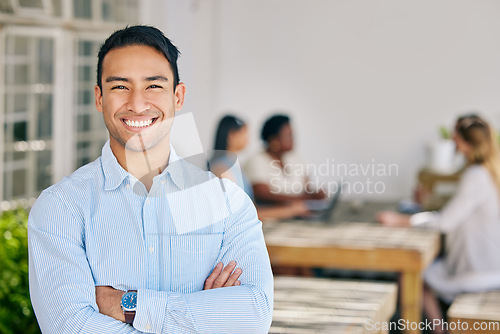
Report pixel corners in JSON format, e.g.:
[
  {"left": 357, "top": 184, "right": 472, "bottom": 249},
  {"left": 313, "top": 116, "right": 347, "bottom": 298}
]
[
  {"left": 244, "top": 114, "right": 325, "bottom": 204},
  {"left": 210, "top": 115, "right": 309, "bottom": 220},
  {"left": 377, "top": 114, "right": 500, "bottom": 334}
]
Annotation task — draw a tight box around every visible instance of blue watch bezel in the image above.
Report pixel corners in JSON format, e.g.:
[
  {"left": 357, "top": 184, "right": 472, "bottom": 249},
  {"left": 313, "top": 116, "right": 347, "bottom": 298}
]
[{"left": 120, "top": 291, "right": 137, "bottom": 312}]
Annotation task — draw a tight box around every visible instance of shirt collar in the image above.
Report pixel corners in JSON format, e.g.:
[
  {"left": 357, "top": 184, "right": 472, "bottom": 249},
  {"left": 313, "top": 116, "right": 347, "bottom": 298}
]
[
  {"left": 101, "top": 141, "right": 129, "bottom": 191},
  {"left": 162, "top": 145, "right": 186, "bottom": 190},
  {"left": 101, "top": 140, "right": 185, "bottom": 191}
]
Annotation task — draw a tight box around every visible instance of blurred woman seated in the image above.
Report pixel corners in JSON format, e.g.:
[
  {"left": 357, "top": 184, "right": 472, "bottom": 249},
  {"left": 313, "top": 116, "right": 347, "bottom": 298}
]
[
  {"left": 209, "top": 115, "right": 309, "bottom": 220},
  {"left": 378, "top": 114, "right": 500, "bottom": 334},
  {"left": 244, "top": 114, "right": 325, "bottom": 204}
]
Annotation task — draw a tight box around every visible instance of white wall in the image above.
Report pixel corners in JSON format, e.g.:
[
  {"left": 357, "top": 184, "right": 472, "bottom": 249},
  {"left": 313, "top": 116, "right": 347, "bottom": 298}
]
[{"left": 147, "top": 0, "right": 500, "bottom": 200}]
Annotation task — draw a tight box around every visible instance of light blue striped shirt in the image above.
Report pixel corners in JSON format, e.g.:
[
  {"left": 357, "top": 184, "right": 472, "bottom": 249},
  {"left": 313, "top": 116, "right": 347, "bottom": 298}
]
[{"left": 28, "top": 141, "right": 273, "bottom": 333}]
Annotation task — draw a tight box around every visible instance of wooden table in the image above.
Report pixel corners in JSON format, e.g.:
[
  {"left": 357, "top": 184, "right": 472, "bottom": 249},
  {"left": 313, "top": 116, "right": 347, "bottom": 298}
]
[
  {"left": 447, "top": 291, "right": 500, "bottom": 334},
  {"left": 264, "top": 221, "right": 441, "bottom": 333},
  {"left": 271, "top": 276, "right": 398, "bottom": 333}
]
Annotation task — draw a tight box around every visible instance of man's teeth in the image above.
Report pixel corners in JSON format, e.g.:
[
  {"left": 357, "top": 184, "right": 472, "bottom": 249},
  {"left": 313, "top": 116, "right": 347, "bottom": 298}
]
[{"left": 124, "top": 119, "right": 153, "bottom": 128}]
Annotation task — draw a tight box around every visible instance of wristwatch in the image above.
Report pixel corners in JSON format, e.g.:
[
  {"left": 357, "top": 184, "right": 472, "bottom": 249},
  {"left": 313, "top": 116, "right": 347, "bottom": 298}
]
[{"left": 120, "top": 290, "right": 137, "bottom": 324}]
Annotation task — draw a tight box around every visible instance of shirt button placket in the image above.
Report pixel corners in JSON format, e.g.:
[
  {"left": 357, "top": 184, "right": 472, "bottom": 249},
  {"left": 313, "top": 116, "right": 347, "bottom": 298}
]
[{"left": 143, "top": 194, "right": 159, "bottom": 289}]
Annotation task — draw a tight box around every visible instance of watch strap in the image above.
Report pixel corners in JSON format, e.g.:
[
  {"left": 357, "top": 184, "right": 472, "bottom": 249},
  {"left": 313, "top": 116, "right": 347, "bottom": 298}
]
[
  {"left": 124, "top": 311, "right": 135, "bottom": 324},
  {"left": 123, "top": 290, "right": 137, "bottom": 324}
]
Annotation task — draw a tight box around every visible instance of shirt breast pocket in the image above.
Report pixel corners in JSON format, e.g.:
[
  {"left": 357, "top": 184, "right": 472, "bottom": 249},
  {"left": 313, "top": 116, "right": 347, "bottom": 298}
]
[{"left": 170, "top": 233, "right": 223, "bottom": 293}]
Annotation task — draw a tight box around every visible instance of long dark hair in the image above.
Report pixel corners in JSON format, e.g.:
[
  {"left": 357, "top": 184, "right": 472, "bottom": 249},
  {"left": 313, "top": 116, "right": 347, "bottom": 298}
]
[{"left": 213, "top": 115, "right": 246, "bottom": 151}]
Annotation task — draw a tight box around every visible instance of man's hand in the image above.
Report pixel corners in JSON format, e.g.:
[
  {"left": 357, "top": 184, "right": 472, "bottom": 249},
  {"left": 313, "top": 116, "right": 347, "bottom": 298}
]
[
  {"left": 95, "top": 263, "right": 242, "bottom": 321},
  {"left": 204, "top": 261, "right": 242, "bottom": 290},
  {"left": 95, "top": 286, "right": 126, "bottom": 322}
]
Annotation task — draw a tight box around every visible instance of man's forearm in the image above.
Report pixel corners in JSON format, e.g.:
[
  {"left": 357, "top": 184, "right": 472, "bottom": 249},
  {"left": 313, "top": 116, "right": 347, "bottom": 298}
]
[{"left": 30, "top": 293, "right": 142, "bottom": 334}]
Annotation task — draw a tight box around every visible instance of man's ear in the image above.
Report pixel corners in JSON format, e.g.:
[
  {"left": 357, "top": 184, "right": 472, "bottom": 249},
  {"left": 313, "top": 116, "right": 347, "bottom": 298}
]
[
  {"left": 95, "top": 85, "right": 103, "bottom": 113},
  {"left": 174, "top": 82, "right": 186, "bottom": 112}
]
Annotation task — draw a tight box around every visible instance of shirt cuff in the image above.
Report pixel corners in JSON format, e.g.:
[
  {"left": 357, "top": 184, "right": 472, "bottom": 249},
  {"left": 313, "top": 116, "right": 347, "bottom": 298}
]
[
  {"left": 164, "top": 293, "right": 196, "bottom": 333},
  {"left": 134, "top": 288, "right": 168, "bottom": 333},
  {"left": 409, "top": 211, "right": 437, "bottom": 227}
]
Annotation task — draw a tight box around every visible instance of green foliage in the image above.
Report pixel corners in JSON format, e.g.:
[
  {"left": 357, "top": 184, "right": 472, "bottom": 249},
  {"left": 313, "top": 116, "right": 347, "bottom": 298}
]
[
  {"left": 439, "top": 126, "right": 451, "bottom": 140},
  {"left": 0, "top": 208, "right": 40, "bottom": 334}
]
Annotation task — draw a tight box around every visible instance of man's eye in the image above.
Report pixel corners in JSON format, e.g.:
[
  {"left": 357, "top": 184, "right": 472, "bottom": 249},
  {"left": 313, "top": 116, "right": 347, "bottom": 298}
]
[
  {"left": 149, "top": 85, "right": 163, "bottom": 89},
  {"left": 111, "top": 85, "right": 127, "bottom": 90}
]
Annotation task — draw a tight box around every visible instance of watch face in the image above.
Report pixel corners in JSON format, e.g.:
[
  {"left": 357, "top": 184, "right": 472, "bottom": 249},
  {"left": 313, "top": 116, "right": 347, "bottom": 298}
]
[{"left": 121, "top": 292, "right": 137, "bottom": 312}]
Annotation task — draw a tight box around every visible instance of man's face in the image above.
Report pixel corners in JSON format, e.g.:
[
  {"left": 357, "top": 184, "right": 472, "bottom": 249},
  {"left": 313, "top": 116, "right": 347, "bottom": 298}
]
[{"left": 95, "top": 45, "right": 185, "bottom": 152}]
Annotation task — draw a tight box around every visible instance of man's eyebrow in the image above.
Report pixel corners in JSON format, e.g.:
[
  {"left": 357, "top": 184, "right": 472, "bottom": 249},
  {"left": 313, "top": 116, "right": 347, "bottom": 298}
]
[
  {"left": 105, "top": 76, "right": 129, "bottom": 83},
  {"left": 145, "top": 76, "right": 169, "bottom": 82}
]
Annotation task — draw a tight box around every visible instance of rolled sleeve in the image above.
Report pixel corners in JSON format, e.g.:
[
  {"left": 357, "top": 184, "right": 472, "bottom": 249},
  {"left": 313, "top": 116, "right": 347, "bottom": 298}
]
[
  {"left": 28, "top": 191, "right": 141, "bottom": 334},
  {"left": 135, "top": 289, "right": 168, "bottom": 333}
]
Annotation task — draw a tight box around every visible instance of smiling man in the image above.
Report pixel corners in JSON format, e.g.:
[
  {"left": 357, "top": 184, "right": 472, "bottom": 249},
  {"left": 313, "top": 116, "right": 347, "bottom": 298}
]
[{"left": 28, "top": 26, "right": 273, "bottom": 333}]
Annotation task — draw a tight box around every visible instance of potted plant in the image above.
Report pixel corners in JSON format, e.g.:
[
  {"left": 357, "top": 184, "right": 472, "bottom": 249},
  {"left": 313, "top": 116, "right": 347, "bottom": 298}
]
[{"left": 429, "top": 126, "right": 456, "bottom": 174}]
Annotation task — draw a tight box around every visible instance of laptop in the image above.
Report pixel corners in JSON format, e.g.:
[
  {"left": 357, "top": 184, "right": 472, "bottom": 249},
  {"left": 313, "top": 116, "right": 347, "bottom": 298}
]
[{"left": 302, "top": 182, "right": 342, "bottom": 223}]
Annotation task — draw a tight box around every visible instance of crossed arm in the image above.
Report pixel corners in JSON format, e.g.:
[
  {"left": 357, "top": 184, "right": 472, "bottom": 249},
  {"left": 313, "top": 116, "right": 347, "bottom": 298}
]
[
  {"left": 28, "top": 182, "right": 273, "bottom": 334},
  {"left": 95, "top": 261, "right": 243, "bottom": 323}
]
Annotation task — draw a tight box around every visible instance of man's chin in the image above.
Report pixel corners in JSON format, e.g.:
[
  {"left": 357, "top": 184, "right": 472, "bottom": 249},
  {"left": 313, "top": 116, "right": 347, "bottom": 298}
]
[
  {"left": 124, "top": 139, "right": 156, "bottom": 152},
  {"left": 124, "top": 136, "right": 166, "bottom": 153},
  {"left": 109, "top": 131, "right": 169, "bottom": 153}
]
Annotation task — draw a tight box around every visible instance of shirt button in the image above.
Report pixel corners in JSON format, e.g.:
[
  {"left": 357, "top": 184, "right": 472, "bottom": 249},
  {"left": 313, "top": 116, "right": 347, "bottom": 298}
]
[
  {"left": 145, "top": 198, "right": 150, "bottom": 204},
  {"left": 145, "top": 324, "right": 151, "bottom": 330},
  {"left": 149, "top": 246, "right": 154, "bottom": 253},
  {"left": 125, "top": 184, "right": 130, "bottom": 189},
  {"left": 161, "top": 179, "right": 166, "bottom": 184}
]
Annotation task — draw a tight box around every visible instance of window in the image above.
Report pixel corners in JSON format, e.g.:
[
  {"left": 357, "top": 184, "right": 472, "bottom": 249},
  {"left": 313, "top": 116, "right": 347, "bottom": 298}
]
[
  {"left": 2, "top": 33, "right": 55, "bottom": 200},
  {"left": 102, "top": 0, "right": 138, "bottom": 23},
  {"left": 0, "top": 0, "right": 139, "bottom": 204},
  {"left": 74, "top": 37, "right": 107, "bottom": 168},
  {"left": 0, "top": 1, "right": 15, "bottom": 14},
  {"left": 18, "top": 0, "right": 44, "bottom": 9}
]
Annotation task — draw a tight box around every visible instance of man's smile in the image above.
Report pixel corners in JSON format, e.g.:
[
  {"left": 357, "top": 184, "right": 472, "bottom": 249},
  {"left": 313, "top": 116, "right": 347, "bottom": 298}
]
[{"left": 121, "top": 117, "right": 159, "bottom": 130}]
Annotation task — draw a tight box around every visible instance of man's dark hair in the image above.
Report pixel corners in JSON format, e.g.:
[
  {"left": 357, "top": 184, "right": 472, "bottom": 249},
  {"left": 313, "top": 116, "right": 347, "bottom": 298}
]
[
  {"left": 261, "top": 114, "right": 290, "bottom": 143},
  {"left": 96, "top": 25, "right": 180, "bottom": 91}
]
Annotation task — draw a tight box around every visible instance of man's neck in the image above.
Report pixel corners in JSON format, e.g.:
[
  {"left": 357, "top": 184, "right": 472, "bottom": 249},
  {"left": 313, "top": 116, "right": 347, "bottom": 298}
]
[{"left": 110, "top": 139, "right": 171, "bottom": 192}]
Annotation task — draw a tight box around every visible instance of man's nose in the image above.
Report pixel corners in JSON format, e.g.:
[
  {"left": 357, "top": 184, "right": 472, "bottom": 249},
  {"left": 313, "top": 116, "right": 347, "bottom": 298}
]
[{"left": 127, "top": 90, "right": 151, "bottom": 113}]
